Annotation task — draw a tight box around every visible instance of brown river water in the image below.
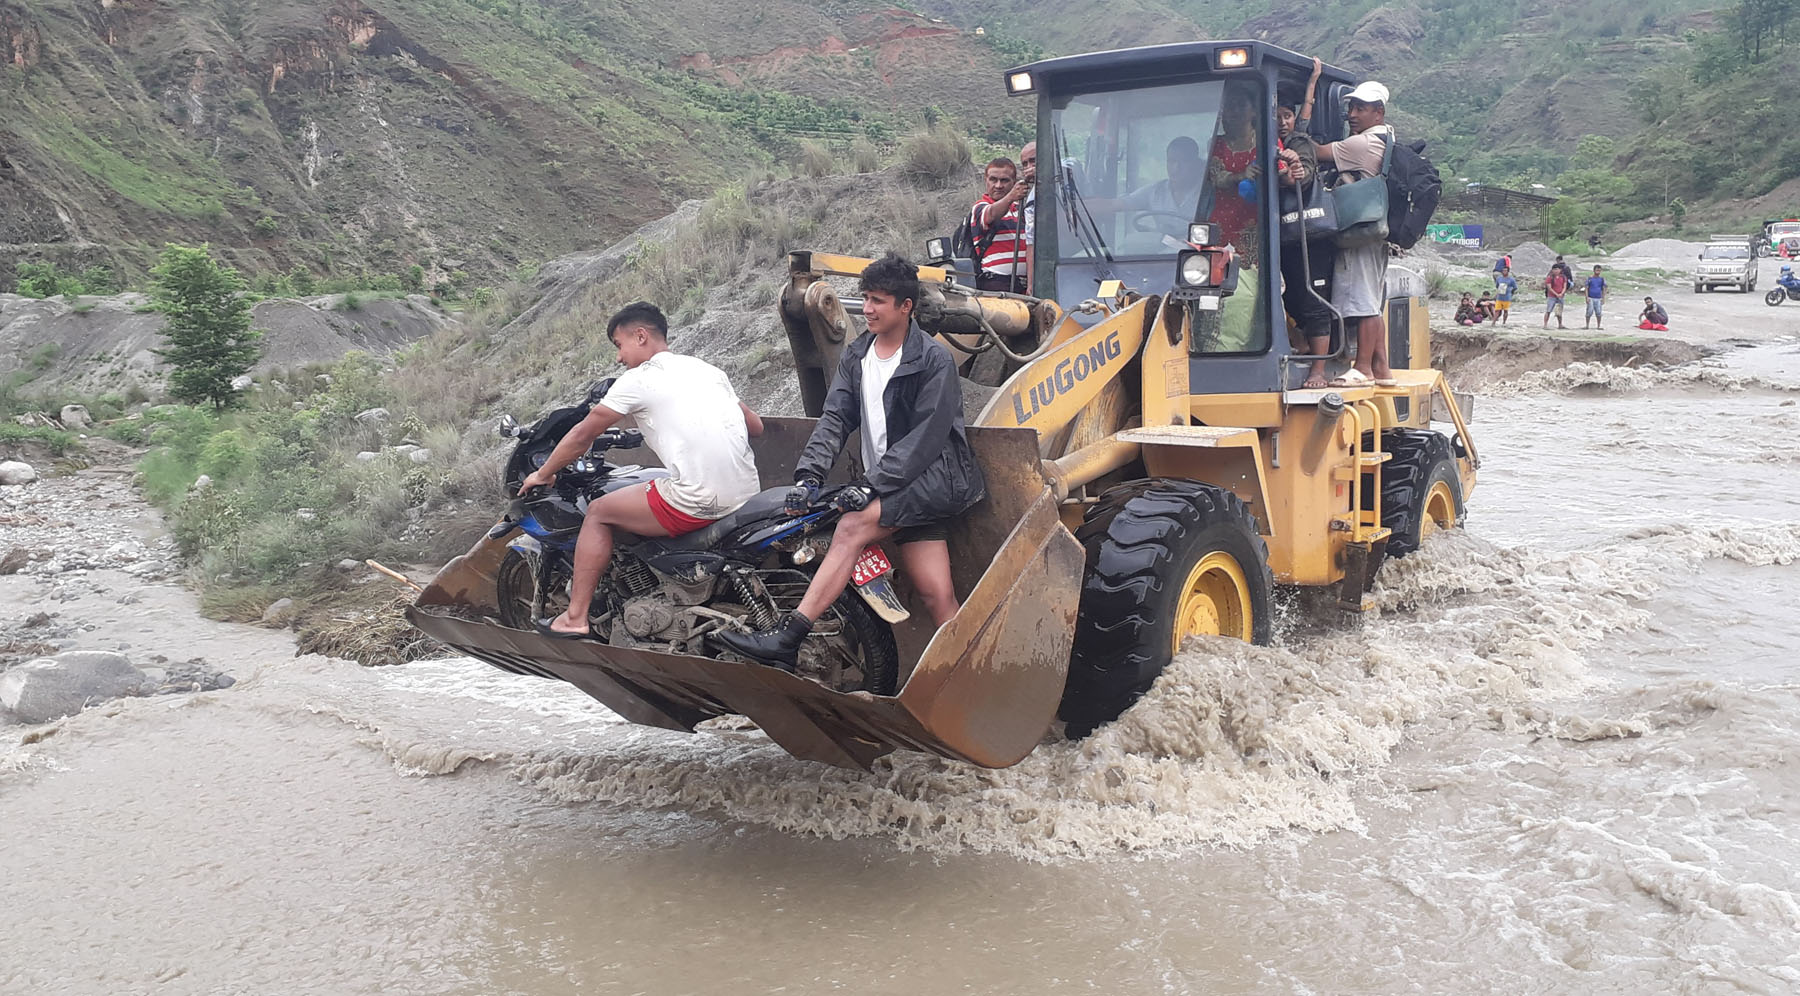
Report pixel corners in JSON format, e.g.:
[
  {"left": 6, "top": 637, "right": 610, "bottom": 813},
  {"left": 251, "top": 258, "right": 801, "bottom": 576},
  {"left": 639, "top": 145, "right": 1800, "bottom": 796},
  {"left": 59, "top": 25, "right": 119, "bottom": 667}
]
[{"left": 5, "top": 341, "right": 1800, "bottom": 995}]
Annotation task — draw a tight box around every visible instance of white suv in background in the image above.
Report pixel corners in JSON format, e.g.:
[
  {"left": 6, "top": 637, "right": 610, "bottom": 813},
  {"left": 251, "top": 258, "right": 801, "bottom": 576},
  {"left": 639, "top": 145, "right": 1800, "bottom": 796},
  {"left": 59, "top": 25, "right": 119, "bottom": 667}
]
[{"left": 1694, "top": 237, "right": 1757, "bottom": 293}]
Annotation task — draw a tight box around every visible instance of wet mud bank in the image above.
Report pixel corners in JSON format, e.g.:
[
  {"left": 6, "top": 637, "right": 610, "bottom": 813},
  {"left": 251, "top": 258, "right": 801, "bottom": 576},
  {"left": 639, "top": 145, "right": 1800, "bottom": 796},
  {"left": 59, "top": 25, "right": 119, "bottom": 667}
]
[{"left": 1432, "top": 326, "right": 1710, "bottom": 389}]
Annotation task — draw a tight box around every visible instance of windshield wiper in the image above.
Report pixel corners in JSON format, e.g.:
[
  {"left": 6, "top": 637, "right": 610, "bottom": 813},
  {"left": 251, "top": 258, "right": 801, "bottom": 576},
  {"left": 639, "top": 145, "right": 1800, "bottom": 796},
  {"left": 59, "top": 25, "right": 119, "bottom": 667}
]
[{"left": 1053, "top": 125, "right": 1118, "bottom": 279}]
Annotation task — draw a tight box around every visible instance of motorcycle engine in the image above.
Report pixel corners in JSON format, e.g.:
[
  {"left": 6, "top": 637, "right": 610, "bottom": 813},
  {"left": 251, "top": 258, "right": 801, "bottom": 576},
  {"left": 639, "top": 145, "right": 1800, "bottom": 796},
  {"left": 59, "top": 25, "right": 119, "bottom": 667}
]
[{"left": 620, "top": 596, "right": 679, "bottom": 639}]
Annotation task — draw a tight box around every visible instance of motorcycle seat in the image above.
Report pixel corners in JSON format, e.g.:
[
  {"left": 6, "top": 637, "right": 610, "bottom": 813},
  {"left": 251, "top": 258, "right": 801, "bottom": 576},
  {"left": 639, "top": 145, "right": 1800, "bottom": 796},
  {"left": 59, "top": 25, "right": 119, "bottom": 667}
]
[{"left": 637, "top": 486, "right": 794, "bottom": 554}]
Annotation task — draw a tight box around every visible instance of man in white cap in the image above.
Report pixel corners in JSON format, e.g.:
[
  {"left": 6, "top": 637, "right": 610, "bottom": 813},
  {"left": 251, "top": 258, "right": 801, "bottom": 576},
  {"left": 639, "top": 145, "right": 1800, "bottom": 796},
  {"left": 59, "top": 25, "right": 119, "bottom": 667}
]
[{"left": 1318, "top": 80, "right": 1395, "bottom": 385}]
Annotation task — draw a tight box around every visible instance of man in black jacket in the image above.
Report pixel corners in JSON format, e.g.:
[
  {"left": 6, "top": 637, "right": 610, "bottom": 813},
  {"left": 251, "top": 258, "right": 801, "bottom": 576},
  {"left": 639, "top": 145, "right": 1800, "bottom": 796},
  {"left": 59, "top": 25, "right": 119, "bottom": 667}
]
[{"left": 715, "top": 253, "right": 986, "bottom": 672}]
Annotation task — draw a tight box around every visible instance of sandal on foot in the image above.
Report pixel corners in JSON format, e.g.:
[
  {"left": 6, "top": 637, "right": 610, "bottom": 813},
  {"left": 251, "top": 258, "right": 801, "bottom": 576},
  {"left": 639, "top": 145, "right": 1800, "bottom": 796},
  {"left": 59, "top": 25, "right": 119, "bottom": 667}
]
[
  {"left": 1328, "top": 369, "right": 1370, "bottom": 387},
  {"left": 534, "top": 617, "right": 592, "bottom": 640}
]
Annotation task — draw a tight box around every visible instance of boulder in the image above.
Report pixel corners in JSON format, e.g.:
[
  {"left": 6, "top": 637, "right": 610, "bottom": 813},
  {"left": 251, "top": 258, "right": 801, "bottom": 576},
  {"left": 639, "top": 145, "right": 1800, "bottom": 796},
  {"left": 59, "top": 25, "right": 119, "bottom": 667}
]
[
  {"left": 0, "top": 651, "right": 147, "bottom": 723},
  {"left": 190, "top": 474, "right": 213, "bottom": 492},
  {"left": 407, "top": 448, "right": 432, "bottom": 464},
  {"left": 355, "top": 407, "right": 391, "bottom": 426},
  {"left": 261, "top": 597, "right": 297, "bottom": 625},
  {"left": 0, "top": 548, "right": 29, "bottom": 575},
  {"left": 230, "top": 374, "right": 255, "bottom": 391},
  {"left": 59, "top": 405, "right": 92, "bottom": 430},
  {"left": 336, "top": 558, "right": 362, "bottom": 572},
  {"left": 0, "top": 461, "right": 38, "bottom": 486},
  {"left": 354, "top": 451, "right": 380, "bottom": 463}
]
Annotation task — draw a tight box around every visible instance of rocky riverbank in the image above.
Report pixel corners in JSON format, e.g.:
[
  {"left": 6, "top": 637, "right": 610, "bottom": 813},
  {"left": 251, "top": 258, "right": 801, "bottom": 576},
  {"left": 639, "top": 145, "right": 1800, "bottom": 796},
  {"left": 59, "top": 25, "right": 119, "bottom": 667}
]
[{"left": 1, "top": 469, "right": 243, "bottom": 724}]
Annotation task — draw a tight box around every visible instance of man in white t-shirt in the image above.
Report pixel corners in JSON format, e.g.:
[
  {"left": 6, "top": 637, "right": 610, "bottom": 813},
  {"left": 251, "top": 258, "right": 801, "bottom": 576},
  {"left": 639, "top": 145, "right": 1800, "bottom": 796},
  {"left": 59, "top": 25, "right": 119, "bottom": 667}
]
[{"left": 519, "top": 302, "right": 764, "bottom": 638}]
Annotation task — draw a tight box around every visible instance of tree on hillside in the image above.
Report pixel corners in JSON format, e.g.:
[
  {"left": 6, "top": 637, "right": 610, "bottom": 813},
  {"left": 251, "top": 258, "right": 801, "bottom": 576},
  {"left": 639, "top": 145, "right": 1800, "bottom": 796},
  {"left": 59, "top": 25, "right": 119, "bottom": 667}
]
[
  {"left": 1730, "top": 0, "right": 1798, "bottom": 64},
  {"left": 150, "top": 244, "right": 264, "bottom": 411}
]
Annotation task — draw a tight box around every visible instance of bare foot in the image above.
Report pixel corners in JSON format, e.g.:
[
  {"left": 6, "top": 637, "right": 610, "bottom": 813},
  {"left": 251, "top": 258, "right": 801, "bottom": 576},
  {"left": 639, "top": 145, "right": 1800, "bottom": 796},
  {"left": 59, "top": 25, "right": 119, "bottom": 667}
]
[{"left": 1303, "top": 373, "right": 1328, "bottom": 389}]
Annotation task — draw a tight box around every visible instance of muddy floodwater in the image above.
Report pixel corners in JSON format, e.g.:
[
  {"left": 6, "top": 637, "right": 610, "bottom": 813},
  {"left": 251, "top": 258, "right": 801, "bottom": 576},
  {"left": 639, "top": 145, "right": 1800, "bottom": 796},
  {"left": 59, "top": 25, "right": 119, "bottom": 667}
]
[{"left": 5, "top": 344, "right": 1800, "bottom": 994}]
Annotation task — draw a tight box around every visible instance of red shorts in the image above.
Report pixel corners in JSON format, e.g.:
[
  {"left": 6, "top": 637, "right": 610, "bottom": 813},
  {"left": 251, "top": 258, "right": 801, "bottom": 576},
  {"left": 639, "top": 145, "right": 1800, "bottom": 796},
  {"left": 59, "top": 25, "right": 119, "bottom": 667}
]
[{"left": 645, "top": 479, "right": 715, "bottom": 536}]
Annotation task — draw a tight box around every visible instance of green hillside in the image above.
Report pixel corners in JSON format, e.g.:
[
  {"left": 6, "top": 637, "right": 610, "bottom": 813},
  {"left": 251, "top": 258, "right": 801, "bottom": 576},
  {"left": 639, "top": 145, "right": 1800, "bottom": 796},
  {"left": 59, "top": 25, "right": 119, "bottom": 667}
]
[
  {"left": 919, "top": 0, "right": 1800, "bottom": 228},
  {"left": 3, "top": 0, "right": 1793, "bottom": 290},
  {"left": 0, "top": 0, "right": 1022, "bottom": 287}
]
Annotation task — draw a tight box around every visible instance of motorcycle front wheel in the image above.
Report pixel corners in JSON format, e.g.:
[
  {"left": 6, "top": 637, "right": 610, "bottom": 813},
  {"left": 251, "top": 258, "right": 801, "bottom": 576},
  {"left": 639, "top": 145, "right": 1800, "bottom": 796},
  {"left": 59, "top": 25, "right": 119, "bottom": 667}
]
[
  {"left": 1767, "top": 289, "right": 1787, "bottom": 307},
  {"left": 495, "top": 548, "right": 572, "bottom": 630},
  {"left": 795, "top": 593, "right": 900, "bottom": 696}
]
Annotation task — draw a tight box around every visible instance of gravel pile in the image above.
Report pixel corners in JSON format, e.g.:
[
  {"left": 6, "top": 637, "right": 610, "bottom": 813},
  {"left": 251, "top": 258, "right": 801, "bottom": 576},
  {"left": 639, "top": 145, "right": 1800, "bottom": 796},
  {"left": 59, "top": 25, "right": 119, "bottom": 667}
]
[{"left": 1613, "top": 238, "right": 1705, "bottom": 269}]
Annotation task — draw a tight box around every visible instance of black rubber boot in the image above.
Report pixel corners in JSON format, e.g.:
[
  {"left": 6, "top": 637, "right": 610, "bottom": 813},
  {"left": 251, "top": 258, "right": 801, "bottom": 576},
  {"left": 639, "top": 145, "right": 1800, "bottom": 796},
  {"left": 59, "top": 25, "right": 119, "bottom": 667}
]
[{"left": 715, "top": 612, "right": 812, "bottom": 671}]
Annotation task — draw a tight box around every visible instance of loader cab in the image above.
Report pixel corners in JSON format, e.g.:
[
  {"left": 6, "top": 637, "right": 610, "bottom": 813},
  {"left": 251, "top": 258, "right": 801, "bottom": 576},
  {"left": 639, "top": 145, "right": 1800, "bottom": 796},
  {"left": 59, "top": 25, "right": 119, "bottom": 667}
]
[{"left": 1007, "top": 42, "right": 1359, "bottom": 393}]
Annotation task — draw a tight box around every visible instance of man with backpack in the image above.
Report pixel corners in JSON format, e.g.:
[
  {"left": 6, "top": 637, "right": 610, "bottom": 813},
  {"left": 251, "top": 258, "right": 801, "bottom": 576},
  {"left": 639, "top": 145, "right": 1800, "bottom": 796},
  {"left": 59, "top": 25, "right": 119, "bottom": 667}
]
[
  {"left": 1318, "top": 81, "right": 1396, "bottom": 385},
  {"left": 967, "top": 157, "right": 1031, "bottom": 293}
]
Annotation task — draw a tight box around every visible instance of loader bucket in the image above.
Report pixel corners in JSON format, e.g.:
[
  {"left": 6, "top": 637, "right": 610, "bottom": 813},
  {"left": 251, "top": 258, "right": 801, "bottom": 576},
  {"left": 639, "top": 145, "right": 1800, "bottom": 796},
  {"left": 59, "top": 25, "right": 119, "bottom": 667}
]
[{"left": 406, "top": 417, "right": 1085, "bottom": 770}]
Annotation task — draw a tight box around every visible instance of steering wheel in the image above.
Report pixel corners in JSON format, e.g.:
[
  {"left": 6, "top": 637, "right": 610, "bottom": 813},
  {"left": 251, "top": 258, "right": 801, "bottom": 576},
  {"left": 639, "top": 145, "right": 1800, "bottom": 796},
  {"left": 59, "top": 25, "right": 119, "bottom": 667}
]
[{"left": 1131, "top": 210, "right": 1197, "bottom": 235}]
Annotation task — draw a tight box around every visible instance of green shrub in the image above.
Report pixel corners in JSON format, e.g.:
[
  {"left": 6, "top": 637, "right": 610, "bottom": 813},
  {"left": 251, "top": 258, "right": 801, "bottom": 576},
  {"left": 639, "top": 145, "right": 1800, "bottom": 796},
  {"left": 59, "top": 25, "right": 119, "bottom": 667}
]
[
  {"left": 253, "top": 215, "right": 280, "bottom": 236},
  {"left": 79, "top": 266, "right": 118, "bottom": 294},
  {"left": 0, "top": 423, "right": 78, "bottom": 455},
  {"left": 340, "top": 292, "right": 362, "bottom": 311}
]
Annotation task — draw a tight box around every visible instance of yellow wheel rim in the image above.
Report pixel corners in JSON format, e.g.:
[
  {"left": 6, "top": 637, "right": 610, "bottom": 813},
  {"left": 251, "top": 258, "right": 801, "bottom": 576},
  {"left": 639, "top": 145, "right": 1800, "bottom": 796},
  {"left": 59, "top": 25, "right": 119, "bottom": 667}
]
[
  {"left": 1173, "top": 551, "right": 1253, "bottom": 651},
  {"left": 1420, "top": 480, "right": 1457, "bottom": 538}
]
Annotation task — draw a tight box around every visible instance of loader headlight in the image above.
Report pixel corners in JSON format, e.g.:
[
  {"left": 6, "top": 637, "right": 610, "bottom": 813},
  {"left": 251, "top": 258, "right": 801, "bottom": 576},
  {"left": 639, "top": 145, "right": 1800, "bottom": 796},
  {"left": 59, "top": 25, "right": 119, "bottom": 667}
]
[
  {"left": 1187, "top": 222, "right": 1217, "bottom": 246},
  {"left": 924, "top": 236, "right": 951, "bottom": 264},
  {"left": 1178, "top": 250, "right": 1211, "bottom": 287},
  {"left": 1007, "top": 71, "right": 1035, "bottom": 95},
  {"left": 1215, "top": 47, "right": 1250, "bottom": 69}
]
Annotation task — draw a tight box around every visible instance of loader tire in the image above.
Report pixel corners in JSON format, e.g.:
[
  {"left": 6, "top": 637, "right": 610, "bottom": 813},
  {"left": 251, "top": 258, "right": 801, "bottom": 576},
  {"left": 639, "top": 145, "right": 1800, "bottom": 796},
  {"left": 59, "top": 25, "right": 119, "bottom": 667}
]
[
  {"left": 1363, "top": 429, "right": 1463, "bottom": 559},
  {"left": 1060, "top": 479, "right": 1273, "bottom": 738}
]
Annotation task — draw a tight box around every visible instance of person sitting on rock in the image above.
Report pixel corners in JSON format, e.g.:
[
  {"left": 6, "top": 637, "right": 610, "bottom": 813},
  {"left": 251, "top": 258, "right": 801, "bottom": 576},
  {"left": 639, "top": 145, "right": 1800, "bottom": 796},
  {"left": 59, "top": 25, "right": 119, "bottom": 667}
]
[
  {"left": 1476, "top": 290, "right": 1497, "bottom": 322},
  {"left": 1638, "top": 296, "right": 1669, "bottom": 330}
]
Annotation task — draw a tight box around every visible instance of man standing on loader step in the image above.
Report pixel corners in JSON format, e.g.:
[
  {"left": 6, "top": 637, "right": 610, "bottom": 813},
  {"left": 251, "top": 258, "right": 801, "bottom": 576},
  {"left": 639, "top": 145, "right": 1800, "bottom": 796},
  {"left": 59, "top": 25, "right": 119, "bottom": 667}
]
[
  {"left": 1318, "top": 80, "right": 1396, "bottom": 385},
  {"left": 715, "top": 253, "right": 986, "bottom": 673},
  {"left": 970, "top": 157, "right": 1031, "bottom": 294}
]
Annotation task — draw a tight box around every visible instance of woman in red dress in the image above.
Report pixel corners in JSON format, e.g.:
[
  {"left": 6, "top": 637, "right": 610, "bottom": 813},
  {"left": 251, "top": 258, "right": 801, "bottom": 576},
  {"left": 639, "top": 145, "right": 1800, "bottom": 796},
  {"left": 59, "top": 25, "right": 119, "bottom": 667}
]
[{"left": 1207, "top": 86, "right": 1261, "bottom": 256}]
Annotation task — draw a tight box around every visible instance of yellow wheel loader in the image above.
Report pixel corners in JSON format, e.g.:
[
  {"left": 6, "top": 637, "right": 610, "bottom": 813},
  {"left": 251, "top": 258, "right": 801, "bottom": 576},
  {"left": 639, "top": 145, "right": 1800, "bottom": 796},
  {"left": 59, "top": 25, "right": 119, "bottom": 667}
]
[{"left": 406, "top": 40, "right": 1478, "bottom": 767}]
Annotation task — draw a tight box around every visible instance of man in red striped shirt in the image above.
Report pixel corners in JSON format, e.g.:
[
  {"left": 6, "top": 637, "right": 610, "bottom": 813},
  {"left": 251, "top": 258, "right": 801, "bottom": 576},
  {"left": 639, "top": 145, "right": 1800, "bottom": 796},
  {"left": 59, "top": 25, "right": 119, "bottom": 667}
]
[{"left": 970, "top": 156, "right": 1031, "bottom": 293}]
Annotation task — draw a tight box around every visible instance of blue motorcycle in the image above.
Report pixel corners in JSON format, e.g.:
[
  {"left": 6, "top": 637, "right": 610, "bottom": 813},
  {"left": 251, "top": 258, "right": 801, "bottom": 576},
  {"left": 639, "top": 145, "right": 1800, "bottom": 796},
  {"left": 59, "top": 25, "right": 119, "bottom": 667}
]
[
  {"left": 487, "top": 382, "right": 899, "bottom": 694},
  {"left": 1766, "top": 265, "right": 1800, "bottom": 307}
]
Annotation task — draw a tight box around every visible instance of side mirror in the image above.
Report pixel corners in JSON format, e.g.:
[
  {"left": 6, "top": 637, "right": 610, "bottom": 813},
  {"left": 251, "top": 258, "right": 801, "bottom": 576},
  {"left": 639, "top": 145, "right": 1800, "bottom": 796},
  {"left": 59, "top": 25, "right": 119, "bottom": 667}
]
[
  {"left": 586, "top": 377, "right": 617, "bottom": 405},
  {"left": 497, "top": 414, "right": 518, "bottom": 438}
]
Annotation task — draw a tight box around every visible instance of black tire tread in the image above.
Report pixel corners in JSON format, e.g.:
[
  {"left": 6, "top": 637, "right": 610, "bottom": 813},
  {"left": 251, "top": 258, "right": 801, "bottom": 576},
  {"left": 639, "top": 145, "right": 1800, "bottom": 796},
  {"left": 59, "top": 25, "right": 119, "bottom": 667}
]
[
  {"left": 1060, "top": 479, "right": 1273, "bottom": 736},
  {"left": 1363, "top": 428, "right": 1462, "bottom": 558}
]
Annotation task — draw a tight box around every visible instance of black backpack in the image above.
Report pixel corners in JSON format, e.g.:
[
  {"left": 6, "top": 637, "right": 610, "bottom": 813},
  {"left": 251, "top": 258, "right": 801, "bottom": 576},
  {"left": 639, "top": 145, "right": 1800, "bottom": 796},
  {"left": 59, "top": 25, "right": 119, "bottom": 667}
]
[
  {"left": 1384, "top": 139, "right": 1441, "bottom": 250},
  {"left": 951, "top": 205, "right": 1003, "bottom": 265}
]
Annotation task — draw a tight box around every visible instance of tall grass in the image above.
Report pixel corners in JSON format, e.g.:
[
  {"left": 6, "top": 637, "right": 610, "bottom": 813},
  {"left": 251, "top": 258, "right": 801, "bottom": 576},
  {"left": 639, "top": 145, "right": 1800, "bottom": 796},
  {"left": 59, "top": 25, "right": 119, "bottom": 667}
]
[
  {"left": 899, "top": 125, "right": 973, "bottom": 187},
  {"left": 798, "top": 140, "right": 835, "bottom": 179}
]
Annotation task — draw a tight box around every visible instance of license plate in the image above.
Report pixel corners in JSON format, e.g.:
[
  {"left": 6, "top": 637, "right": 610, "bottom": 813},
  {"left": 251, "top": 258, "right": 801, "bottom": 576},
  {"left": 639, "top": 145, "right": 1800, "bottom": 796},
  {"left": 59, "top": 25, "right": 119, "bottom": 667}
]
[{"left": 851, "top": 545, "right": 892, "bottom": 586}]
